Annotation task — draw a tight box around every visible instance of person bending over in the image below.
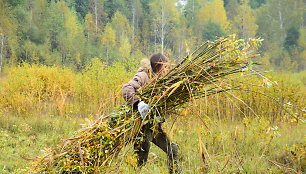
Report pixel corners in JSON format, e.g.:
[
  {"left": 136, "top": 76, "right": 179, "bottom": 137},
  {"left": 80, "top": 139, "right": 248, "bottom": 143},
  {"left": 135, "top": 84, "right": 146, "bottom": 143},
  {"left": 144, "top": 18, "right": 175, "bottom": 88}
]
[{"left": 122, "top": 53, "right": 181, "bottom": 174}]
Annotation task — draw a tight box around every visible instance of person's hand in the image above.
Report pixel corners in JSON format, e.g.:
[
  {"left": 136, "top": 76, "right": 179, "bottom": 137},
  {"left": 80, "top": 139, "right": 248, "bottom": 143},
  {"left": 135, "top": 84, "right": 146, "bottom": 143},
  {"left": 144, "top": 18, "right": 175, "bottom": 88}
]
[{"left": 138, "top": 101, "right": 149, "bottom": 119}]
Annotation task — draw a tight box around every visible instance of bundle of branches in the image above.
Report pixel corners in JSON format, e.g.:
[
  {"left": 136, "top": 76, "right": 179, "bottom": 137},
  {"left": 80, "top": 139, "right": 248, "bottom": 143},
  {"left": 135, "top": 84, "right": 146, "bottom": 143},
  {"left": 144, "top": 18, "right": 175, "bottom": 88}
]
[
  {"left": 139, "top": 36, "right": 261, "bottom": 117},
  {"left": 30, "top": 35, "right": 261, "bottom": 173}
]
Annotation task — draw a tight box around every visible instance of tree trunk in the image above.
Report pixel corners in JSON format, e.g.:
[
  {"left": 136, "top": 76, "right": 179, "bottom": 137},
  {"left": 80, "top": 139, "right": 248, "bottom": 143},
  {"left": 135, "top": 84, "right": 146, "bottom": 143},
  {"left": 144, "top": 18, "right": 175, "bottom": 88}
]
[{"left": 278, "top": 2, "right": 283, "bottom": 29}]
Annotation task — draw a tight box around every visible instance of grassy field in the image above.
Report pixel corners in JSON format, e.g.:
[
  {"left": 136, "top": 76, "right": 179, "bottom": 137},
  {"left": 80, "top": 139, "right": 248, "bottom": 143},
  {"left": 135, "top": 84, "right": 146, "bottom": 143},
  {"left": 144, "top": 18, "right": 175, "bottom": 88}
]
[
  {"left": 0, "top": 64, "right": 305, "bottom": 173},
  {"left": 0, "top": 113, "right": 305, "bottom": 173}
]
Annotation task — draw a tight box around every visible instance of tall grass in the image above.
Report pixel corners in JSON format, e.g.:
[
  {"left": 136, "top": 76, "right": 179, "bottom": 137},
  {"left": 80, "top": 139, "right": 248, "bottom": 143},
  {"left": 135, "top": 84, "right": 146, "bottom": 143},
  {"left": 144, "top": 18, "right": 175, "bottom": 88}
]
[
  {"left": 0, "top": 58, "right": 133, "bottom": 117},
  {"left": 1, "top": 63, "right": 304, "bottom": 121},
  {"left": 0, "top": 63, "right": 305, "bottom": 173}
]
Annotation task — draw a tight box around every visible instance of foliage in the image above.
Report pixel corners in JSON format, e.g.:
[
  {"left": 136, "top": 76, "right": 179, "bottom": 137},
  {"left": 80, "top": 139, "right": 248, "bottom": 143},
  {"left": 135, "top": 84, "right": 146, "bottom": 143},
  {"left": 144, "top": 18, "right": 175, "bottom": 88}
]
[
  {"left": 202, "top": 20, "right": 226, "bottom": 41},
  {"left": 0, "top": 64, "right": 75, "bottom": 115},
  {"left": 0, "top": 0, "right": 305, "bottom": 72},
  {"left": 0, "top": 59, "right": 133, "bottom": 116}
]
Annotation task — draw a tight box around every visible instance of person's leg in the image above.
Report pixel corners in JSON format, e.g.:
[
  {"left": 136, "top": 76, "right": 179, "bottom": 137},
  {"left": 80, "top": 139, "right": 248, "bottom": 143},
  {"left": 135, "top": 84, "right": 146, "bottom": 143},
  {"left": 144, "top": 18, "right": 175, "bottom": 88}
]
[
  {"left": 134, "top": 128, "right": 153, "bottom": 167},
  {"left": 152, "top": 124, "right": 181, "bottom": 174}
]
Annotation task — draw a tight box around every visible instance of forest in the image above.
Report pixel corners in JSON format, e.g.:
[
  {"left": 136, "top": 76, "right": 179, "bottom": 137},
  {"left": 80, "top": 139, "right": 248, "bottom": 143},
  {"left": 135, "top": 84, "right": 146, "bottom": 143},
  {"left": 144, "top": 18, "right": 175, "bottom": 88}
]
[
  {"left": 0, "top": 0, "right": 305, "bottom": 173},
  {"left": 0, "top": 0, "right": 305, "bottom": 71}
]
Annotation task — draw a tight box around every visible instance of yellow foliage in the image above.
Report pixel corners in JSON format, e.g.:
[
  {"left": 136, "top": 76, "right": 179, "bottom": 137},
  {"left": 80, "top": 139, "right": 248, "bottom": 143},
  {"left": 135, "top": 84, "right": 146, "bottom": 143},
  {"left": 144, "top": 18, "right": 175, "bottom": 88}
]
[
  {"left": 197, "top": 0, "right": 230, "bottom": 30},
  {"left": 60, "top": 1, "right": 81, "bottom": 36},
  {"left": 102, "top": 24, "right": 116, "bottom": 47},
  {"left": 85, "top": 13, "right": 96, "bottom": 40},
  {"left": 232, "top": 2, "right": 258, "bottom": 39},
  {"left": 0, "top": 64, "right": 75, "bottom": 114},
  {"left": 0, "top": 60, "right": 133, "bottom": 116}
]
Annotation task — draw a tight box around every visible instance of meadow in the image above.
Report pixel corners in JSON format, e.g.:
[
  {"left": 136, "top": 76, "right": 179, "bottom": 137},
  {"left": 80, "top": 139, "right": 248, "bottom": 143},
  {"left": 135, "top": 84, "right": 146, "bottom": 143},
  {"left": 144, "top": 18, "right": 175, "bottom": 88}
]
[{"left": 0, "top": 61, "right": 305, "bottom": 173}]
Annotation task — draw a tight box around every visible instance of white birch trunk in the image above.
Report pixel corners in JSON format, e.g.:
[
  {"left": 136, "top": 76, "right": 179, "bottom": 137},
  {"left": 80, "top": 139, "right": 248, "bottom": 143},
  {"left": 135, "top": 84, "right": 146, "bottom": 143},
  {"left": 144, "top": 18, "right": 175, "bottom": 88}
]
[{"left": 278, "top": 2, "right": 283, "bottom": 29}]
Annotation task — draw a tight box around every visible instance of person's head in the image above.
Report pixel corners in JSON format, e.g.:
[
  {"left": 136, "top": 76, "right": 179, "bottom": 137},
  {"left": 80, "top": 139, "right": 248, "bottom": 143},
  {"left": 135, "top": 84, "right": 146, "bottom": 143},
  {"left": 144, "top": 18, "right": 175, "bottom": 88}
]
[{"left": 150, "top": 52, "right": 168, "bottom": 75}]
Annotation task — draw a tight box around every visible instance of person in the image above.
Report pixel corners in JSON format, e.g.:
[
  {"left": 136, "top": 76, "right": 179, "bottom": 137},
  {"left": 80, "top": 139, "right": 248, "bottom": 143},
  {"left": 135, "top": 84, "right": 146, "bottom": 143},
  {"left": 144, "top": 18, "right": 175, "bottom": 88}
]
[{"left": 122, "top": 53, "right": 181, "bottom": 174}]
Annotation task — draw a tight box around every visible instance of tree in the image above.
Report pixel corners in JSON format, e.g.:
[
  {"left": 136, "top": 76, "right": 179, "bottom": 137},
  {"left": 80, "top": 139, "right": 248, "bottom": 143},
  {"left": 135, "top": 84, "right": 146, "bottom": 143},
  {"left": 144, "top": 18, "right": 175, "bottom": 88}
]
[
  {"left": 284, "top": 26, "right": 300, "bottom": 51},
  {"left": 202, "top": 20, "right": 226, "bottom": 41},
  {"left": 131, "top": 0, "right": 142, "bottom": 50},
  {"left": 103, "top": 0, "right": 130, "bottom": 21},
  {"left": 85, "top": 13, "right": 95, "bottom": 41},
  {"left": 102, "top": 23, "right": 116, "bottom": 62},
  {"left": 224, "top": 0, "right": 239, "bottom": 20},
  {"left": 150, "top": 0, "right": 179, "bottom": 53},
  {"left": 256, "top": 0, "right": 302, "bottom": 46},
  {"left": 249, "top": 0, "right": 266, "bottom": 9},
  {"left": 196, "top": 0, "right": 229, "bottom": 31},
  {"left": 110, "top": 11, "right": 132, "bottom": 44},
  {"left": 88, "top": 0, "right": 106, "bottom": 34},
  {"left": 73, "top": 0, "right": 89, "bottom": 20},
  {"left": 140, "top": 20, "right": 150, "bottom": 55},
  {"left": 297, "top": 28, "right": 306, "bottom": 70},
  {"left": 171, "top": 15, "right": 188, "bottom": 59},
  {"left": 119, "top": 35, "right": 131, "bottom": 60},
  {"left": 0, "top": 0, "right": 18, "bottom": 70},
  {"left": 56, "top": 1, "right": 86, "bottom": 68},
  {"left": 256, "top": 0, "right": 304, "bottom": 70},
  {"left": 184, "top": 0, "right": 201, "bottom": 27},
  {"left": 232, "top": 0, "right": 258, "bottom": 40}
]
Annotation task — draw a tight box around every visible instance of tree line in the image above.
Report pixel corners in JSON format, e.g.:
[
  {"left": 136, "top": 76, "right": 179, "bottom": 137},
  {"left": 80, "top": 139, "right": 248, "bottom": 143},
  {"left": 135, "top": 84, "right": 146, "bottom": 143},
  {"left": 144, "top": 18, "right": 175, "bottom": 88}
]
[{"left": 0, "top": 0, "right": 305, "bottom": 72}]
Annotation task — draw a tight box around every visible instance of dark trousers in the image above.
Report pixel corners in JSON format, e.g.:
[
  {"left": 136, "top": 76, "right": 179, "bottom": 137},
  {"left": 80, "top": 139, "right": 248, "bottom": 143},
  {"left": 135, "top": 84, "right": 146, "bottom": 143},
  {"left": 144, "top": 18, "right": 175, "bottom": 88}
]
[{"left": 134, "top": 124, "right": 181, "bottom": 174}]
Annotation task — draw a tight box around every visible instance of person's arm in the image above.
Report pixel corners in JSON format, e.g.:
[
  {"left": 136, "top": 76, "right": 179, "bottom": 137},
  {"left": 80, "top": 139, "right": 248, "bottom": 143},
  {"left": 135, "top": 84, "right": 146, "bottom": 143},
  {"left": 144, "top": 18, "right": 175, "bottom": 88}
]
[
  {"left": 122, "top": 71, "right": 149, "bottom": 106},
  {"left": 122, "top": 81, "right": 140, "bottom": 109},
  {"left": 122, "top": 71, "right": 150, "bottom": 118}
]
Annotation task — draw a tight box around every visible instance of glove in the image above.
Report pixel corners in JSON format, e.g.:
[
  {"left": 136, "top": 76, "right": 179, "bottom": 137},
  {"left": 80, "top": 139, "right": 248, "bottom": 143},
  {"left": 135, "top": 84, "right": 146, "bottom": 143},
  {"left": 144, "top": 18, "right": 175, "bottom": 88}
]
[{"left": 137, "top": 101, "right": 149, "bottom": 119}]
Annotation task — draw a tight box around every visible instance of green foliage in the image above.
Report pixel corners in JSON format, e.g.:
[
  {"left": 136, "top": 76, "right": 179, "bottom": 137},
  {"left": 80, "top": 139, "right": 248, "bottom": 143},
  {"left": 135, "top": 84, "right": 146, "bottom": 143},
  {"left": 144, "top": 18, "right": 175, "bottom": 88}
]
[
  {"left": 249, "top": 0, "right": 266, "bottom": 9},
  {"left": 73, "top": 0, "right": 89, "bottom": 20},
  {"left": 202, "top": 20, "right": 226, "bottom": 41},
  {"left": 5, "top": 0, "right": 25, "bottom": 7},
  {"left": 0, "top": 0, "right": 305, "bottom": 72},
  {"left": 284, "top": 26, "right": 300, "bottom": 51}
]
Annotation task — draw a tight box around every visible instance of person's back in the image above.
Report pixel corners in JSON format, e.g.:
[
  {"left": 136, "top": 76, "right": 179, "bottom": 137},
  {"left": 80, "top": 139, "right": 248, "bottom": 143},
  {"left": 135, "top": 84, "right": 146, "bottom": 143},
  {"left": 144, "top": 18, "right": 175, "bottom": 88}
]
[{"left": 122, "top": 53, "right": 181, "bottom": 174}]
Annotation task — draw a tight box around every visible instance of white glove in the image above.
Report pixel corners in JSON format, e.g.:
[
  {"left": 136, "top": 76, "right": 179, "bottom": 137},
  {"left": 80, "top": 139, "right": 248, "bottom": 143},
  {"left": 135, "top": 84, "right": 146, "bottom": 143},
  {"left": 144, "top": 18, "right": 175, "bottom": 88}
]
[{"left": 138, "top": 101, "right": 149, "bottom": 119}]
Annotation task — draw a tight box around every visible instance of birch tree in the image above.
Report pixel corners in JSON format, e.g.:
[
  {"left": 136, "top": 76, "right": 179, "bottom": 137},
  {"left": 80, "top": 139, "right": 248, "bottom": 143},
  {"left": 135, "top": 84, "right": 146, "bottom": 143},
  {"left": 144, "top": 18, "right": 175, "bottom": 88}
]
[
  {"left": 102, "top": 23, "right": 116, "bottom": 62},
  {"left": 150, "top": 0, "right": 179, "bottom": 54},
  {"left": 89, "top": 0, "right": 105, "bottom": 33},
  {"left": 233, "top": 0, "right": 258, "bottom": 40},
  {"left": 0, "top": 1, "right": 17, "bottom": 69},
  {"left": 196, "top": 0, "right": 229, "bottom": 32}
]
